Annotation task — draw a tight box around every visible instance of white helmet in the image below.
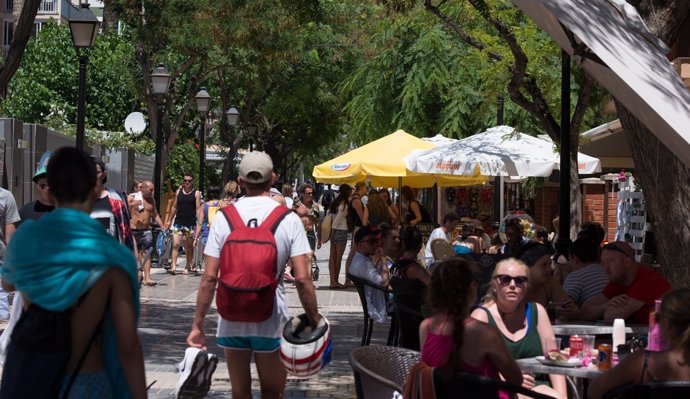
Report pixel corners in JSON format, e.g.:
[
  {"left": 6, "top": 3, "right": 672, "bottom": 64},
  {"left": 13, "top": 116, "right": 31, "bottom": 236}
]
[{"left": 279, "top": 314, "right": 332, "bottom": 378}]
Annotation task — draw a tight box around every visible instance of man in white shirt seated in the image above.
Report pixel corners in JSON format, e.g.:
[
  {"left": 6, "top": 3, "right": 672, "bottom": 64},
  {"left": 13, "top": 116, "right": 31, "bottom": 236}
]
[
  {"left": 350, "top": 226, "right": 389, "bottom": 322},
  {"left": 424, "top": 213, "right": 459, "bottom": 259}
]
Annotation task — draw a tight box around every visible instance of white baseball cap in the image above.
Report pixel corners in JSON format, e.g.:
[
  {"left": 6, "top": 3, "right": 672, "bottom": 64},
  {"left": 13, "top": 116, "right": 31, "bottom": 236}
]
[{"left": 239, "top": 151, "right": 273, "bottom": 184}]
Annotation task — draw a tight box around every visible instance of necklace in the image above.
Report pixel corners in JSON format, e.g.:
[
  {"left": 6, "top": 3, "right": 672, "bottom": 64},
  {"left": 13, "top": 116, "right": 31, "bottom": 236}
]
[{"left": 182, "top": 187, "right": 194, "bottom": 195}]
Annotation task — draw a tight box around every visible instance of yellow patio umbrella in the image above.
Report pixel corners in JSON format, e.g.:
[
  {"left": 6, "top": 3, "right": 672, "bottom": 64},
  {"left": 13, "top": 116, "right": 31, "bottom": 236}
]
[{"left": 312, "top": 130, "right": 486, "bottom": 188}]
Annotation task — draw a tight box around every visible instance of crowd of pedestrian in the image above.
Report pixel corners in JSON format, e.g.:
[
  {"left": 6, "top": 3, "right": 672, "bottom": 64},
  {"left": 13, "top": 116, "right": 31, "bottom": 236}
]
[{"left": 0, "top": 147, "right": 685, "bottom": 398}]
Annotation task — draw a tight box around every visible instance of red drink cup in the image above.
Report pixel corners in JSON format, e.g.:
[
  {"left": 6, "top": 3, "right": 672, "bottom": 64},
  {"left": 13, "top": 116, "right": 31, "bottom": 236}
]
[{"left": 570, "top": 335, "right": 584, "bottom": 358}]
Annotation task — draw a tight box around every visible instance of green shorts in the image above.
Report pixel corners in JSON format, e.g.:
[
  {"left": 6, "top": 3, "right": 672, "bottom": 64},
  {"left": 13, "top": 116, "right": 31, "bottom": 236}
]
[{"left": 217, "top": 336, "right": 281, "bottom": 352}]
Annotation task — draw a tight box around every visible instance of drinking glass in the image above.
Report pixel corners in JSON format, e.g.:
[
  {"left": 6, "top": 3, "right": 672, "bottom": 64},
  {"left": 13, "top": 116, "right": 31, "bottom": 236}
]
[
  {"left": 543, "top": 337, "right": 562, "bottom": 357},
  {"left": 582, "top": 335, "right": 596, "bottom": 359}
]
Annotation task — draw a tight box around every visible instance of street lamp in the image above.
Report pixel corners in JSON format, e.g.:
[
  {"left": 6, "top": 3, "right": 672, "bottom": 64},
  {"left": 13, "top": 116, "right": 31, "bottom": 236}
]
[
  {"left": 69, "top": 2, "right": 99, "bottom": 151},
  {"left": 195, "top": 88, "right": 211, "bottom": 194},
  {"left": 246, "top": 123, "right": 257, "bottom": 152},
  {"left": 226, "top": 106, "right": 240, "bottom": 126},
  {"left": 151, "top": 65, "right": 171, "bottom": 211}
]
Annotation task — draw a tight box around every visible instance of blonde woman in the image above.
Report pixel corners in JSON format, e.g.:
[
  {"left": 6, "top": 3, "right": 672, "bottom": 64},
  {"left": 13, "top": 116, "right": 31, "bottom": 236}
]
[
  {"left": 363, "top": 190, "right": 396, "bottom": 229},
  {"left": 470, "top": 259, "right": 566, "bottom": 399}
]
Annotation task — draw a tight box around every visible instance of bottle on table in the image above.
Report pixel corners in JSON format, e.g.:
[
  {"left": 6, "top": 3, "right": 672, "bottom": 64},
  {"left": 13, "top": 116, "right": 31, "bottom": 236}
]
[
  {"left": 612, "top": 318, "right": 626, "bottom": 353},
  {"left": 647, "top": 299, "right": 667, "bottom": 351}
]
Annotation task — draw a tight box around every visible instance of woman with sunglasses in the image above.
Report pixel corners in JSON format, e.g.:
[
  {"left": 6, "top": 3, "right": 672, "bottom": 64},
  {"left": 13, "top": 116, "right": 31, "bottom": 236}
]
[
  {"left": 420, "top": 259, "right": 523, "bottom": 398},
  {"left": 471, "top": 258, "right": 566, "bottom": 398},
  {"left": 587, "top": 288, "right": 690, "bottom": 398}
]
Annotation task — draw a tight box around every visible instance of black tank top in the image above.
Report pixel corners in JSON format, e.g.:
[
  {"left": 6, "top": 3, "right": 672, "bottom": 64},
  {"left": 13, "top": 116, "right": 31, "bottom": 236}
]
[
  {"left": 176, "top": 189, "right": 196, "bottom": 227},
  {"left": 349, "top": 198, "right": 363, "bottom": 228}
]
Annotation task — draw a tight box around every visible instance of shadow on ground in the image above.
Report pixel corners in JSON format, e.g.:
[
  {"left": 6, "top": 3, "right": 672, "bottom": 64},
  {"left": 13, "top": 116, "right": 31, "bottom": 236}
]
[{"left": 141, "top": 300, "right": 392, "bottom": 398}]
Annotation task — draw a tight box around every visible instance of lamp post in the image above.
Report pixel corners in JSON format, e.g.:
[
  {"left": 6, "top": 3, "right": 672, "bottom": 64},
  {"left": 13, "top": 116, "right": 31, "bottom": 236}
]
[
  {"left": 151, "top": 65, "right": 171, "bottom": 211},
  {"left": 246, "top": 123, "right": 257, "bottom": 152},
  {"left": 226, "top": 106, "right": 240, "bottom": 150},
  {"left": 69, "top": 2, "right": 99, "bottom": 151},
  {"left": 195, "top": 88, "right": 211, "bottom": 194}
]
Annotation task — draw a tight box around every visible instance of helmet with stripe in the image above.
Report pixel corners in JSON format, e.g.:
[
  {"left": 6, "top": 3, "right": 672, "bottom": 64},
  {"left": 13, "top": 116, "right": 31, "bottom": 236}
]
[{"left": 280, "top": 314, "right": 332, "bottom": 378}]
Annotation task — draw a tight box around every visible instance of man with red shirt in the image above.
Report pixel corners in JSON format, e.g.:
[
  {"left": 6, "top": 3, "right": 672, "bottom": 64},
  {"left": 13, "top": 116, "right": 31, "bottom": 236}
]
[{"left": 580, "top": 241, "right": 672, "bottom": 324}]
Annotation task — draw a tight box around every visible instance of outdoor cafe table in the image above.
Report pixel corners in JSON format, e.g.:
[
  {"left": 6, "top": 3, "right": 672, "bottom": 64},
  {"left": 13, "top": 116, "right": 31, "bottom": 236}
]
[
  {"left": 516, "top": 357, "right": 604, "bottom": 399},
  {"left": 552, "top": 323, "right": 648, "bottom": 337}
]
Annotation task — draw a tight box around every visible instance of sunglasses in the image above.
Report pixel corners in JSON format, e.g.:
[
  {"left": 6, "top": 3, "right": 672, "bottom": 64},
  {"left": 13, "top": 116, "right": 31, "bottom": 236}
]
[
  {"left": 602, "top": 243, "right": 630, "bottom": 258},
  {"left": 303, "top": 191, "right": 313, "bottom": 195},
  {"left": 495, "top": 274, "right": 528, "bottom": 288},
  {"left": 37, "top": 183, "right": 49, "bottom": 190},
  {"left": 183, "top": 179, "right": 193, "bottom": 183}
]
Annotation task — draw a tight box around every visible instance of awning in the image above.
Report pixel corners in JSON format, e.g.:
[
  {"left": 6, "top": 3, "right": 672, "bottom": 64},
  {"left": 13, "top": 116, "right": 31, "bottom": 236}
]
[
  {"left": 580, "top": 119, "right": 634, "bottom": 169},
  {"left": 512, "top": 0, "right": 690, "bottom": 167}
]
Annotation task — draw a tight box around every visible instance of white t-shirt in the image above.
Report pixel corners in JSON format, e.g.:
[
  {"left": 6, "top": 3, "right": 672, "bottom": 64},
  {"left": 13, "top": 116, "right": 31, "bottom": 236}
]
[
  {"left": 424, "top": 227, "right": 449, "bottom": 258},
  {"left": 204, "top": 196, "right": 310, "bottom": 339}
]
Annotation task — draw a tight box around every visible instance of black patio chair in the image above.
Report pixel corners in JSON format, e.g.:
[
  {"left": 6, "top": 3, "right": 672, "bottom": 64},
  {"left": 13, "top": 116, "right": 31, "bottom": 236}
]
[
  {"left": 347, "top": 273, "right": 396, "bottom": 346},
  {"left": 389, "top": 278, "right": 426, "bottom": 351},
  {"left": 433, "top": 368, "right": 555, "bottom": 399},
  {"left": 460, "top": 252, "right": 507, "bottom": 306},
  {"left": 349, "top": 345, "right": 420, "bottom": 399},
  {"left": 603, "top": 381, "right": 690, "bottom": 399}
]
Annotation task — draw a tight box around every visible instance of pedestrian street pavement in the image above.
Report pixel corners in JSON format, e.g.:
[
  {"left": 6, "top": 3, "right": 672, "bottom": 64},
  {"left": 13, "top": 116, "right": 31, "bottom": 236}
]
[{"left": 141, "top": 240, "right": 393, "bottom": 398}]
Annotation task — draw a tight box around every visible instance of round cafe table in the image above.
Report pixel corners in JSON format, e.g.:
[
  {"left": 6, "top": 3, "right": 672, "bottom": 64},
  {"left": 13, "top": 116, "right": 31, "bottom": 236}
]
[
  {"left": 516, "top": 357, "right": 604, "bottom": 399},
  {"left": 552, "top": 323, "right": 648, "bottom": 337}
]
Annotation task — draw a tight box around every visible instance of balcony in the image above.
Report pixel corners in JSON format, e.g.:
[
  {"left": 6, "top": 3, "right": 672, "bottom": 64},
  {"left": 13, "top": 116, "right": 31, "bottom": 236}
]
[{"left": 38, "top": 1, "right": 56, "bottom": 14}]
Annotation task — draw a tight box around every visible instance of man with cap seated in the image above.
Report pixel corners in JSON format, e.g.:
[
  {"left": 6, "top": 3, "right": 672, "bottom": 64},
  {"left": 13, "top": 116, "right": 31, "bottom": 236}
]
[
  {"left": 18, "top": 152, "right": 55, "bottom": 225},
  {"left": 580, "top": 241, "right": 672, "bottom": 324},
  {"left": 349, "top": 225, "right": 390, "bottom": 323}
]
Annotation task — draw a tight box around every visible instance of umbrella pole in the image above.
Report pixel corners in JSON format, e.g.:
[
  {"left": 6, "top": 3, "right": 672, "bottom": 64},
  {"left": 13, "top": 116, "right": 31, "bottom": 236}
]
[{"left": 398, "top": 177, "right": 403, "bottom": 227}]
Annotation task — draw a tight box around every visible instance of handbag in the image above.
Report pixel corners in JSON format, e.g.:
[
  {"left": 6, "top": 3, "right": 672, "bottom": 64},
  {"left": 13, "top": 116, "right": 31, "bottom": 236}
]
[{"left": 321, "top": 213, "right": 333, "bottom": 244}]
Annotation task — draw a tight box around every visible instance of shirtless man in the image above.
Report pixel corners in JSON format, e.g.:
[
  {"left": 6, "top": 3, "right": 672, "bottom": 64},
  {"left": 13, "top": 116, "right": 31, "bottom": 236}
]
[
  {"left": 129, "top": 181, "right": 164, "bottom": 286},
  {"left": 164, "top": 173, "right": 202, "bottom": 274}
]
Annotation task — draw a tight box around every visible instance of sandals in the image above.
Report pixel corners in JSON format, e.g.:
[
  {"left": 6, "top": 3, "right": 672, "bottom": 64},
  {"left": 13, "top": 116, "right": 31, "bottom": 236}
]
[
  {"left": 167, "top": 269, "right": 177, "bottom": 275},
  {"left": 144, "top": 281, "right": 158, "bottom": 287},
  {"left": 329, "top": 283, "right": 347, "bottom": 290}
]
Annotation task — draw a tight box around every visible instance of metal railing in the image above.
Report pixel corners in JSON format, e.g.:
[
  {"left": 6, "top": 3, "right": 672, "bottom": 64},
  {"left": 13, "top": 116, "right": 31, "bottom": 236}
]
[{"left": 38, "top": 0, "right": 55, "bottom": 13}]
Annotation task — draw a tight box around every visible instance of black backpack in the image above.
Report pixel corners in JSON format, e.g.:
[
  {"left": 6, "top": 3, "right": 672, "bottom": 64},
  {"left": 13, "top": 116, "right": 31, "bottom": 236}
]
[{"left": 0, "top": 300, "right": 102, "bottom": 398}]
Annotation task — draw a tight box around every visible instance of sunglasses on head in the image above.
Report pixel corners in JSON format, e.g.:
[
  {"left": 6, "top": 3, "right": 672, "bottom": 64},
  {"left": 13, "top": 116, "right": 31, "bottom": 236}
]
[
  {"left": 602, "top": 243, "right": 630, "bottom": 258},
  {"left": 495, "top": 274, "right": 528, "bottom": 288}
]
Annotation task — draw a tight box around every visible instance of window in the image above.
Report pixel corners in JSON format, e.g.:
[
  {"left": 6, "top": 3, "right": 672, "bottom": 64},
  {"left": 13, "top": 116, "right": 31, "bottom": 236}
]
[
  {"left": 32, "top": 22, "right": 44, "bottom": 37},
  {"left": 5, "top": 0, "right": 12, "bottom": 12},
  {"left": 38, "top": 0, "right": 55, "bottom": 13},
  {"left": 3, "top": 21, "right": 13, "bottom": 46}
]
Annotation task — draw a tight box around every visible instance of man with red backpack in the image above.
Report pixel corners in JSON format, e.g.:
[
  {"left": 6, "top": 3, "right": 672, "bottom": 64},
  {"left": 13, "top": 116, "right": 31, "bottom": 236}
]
[{"left": 187, "top": 151, "right": 321, "bottom": 399}]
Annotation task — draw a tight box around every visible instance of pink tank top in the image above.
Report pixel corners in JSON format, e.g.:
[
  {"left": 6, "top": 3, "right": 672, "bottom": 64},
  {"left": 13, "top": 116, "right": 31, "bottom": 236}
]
[{"left": 421, "top": 318, "right": 509, "bottom": 399}]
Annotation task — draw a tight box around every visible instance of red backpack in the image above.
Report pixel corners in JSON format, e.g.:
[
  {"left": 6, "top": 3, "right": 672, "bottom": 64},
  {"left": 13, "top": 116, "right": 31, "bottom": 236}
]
[{"left": 216, "top": 204, "right": 291, "bottom": 322}]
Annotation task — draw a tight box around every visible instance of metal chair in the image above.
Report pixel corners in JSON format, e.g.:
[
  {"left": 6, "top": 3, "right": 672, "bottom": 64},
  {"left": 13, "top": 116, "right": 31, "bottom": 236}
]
[
  {"left": 349, "top": 345, "right": 421, "bottom": 399},
  {"left": 603, "top": 381, "right": 690, "bottom": 398},
  {"left": 347, "top": 273, "right": 395, "bottom": 346},
  {"left": 389, "top": 278, "right": 425, "bottom": 351},
  {"left": 433, "top": 368, "right": 555, "bottom": 399}
]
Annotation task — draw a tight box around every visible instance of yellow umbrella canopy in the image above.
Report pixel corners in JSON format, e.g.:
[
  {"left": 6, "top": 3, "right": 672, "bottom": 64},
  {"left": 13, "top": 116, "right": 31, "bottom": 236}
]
[{"left": 312, "top": 130, "right": 486, "bottom": 188}]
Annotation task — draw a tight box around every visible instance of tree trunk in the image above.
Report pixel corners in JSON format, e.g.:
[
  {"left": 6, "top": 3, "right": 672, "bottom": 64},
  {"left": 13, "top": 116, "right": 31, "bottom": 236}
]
[
  {"left": 623, "top": 0, "right": 690, "bottom": 284},
  {"left": 0, "top": 0, "right": 41, "bottom": 96},
  {"left": 616, "top": 104, "right": 690, "bottom": 284},
  {"left": 102, "top": 0, "right": 117, "bottom": 33}
]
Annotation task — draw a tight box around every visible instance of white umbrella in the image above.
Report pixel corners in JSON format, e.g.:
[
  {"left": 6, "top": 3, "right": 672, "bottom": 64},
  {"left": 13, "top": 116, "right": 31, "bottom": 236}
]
[{"left": 404, "top": 125, "right": 602, "bottom": 177}]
